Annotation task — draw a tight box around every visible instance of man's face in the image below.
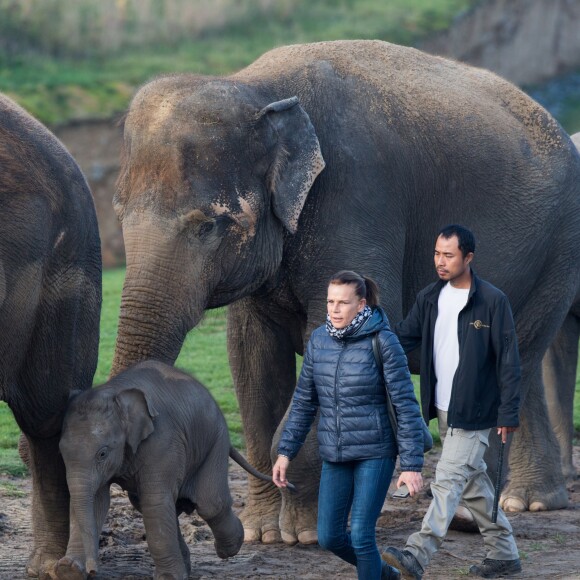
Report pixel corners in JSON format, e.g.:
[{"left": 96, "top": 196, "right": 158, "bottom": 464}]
[{"left": 434, "top": 235, "right": 473, "bottom": 283}]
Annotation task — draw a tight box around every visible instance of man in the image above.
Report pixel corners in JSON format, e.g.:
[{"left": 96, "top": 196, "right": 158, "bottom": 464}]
[{"left": 382, "top": 224, "right": 522, "bottom": 579}]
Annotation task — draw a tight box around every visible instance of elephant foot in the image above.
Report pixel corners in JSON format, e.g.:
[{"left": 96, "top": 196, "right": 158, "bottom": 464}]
[
  {"left": 281, "top": 528, "right": 318, "bottom": 545},
  {"left": 448, "top": 505, "right": 478, "bottom": 534},
  {"left": 214, "top": 536, "right": 244, "bottom": 560},
  {"left": 26, "top": 546, "right": 62, "bottom": 579},
  {"left": 500, "top": 482, "right": 568, "bottom": 513},
  {"left": 240, "top": 500, "right": 282, "bottom": 544},
  {"left": 208, "top": 510, "right": 244, "bottom": 559},
  {"left": 54, "top": 556, "right": 86, "bottom": 580},
  {"left": 279, "top": 497, "right": 318, "bottom": 546}
]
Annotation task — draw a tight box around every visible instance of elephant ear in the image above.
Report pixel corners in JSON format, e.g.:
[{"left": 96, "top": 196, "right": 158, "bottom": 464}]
[
  {"left": 115, "top": 388, "right": 159, "bottom": 454},
  {"left": 259, "top": 97, "right": 325, "bottom": 234}
]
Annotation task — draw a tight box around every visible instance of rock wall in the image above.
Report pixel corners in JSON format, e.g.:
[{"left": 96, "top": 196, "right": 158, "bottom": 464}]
[{"left": 422, "top": 0, "right": 580, "bottom": 85}]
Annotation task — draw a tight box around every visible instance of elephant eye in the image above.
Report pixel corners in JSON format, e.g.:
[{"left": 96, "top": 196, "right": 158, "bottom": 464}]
[
  {"left": 198, "top": 220, "right": 216, "bottom": 237},
  {"left": 96, "top": 447, "right": 109, "bottom": 461}
]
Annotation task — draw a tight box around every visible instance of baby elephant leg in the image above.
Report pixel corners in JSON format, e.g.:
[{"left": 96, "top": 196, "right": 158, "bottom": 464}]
[
  {"left": 203, "top": 507, "right": 244, "bottom": 559},
  {"left": 139, "top": 491, "right": 189, "bottom": 580},
  {"left": 194, "top": 445, "right": 243, "bottom": 559}
]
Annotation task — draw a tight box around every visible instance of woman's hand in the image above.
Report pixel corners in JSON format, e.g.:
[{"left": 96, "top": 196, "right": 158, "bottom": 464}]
[
  {"left": 397, "top": 471, "right": 424, "bottom": 497},
  {"left": 272, "top": 455, "right": 290, "bottom": 488}
]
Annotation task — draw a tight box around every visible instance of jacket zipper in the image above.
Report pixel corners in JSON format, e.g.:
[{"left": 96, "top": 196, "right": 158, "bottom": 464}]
[{"left": 334, "top": 340, "right": 346, "bottom": 462}]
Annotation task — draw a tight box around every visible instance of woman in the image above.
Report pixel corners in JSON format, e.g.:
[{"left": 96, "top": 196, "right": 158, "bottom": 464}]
[{"left": 273, "top": 270, "right": 425, "bottom": 580}]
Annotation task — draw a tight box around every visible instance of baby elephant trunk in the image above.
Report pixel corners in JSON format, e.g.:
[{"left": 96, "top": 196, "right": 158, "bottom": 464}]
[
  {"left": 69, "top": 489, "right": 100, "bottom": 575},
  {"left": 229, "top": 447, "right": 297, "bottom": 492}
]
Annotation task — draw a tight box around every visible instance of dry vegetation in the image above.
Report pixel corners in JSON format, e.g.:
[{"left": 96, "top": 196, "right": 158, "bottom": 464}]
[{"left": 0, "top": 0, "right": 294, "bottom": 57}]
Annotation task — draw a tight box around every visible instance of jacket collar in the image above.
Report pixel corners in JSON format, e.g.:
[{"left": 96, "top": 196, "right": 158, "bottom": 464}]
[
  {"left": 344, "top": 306, "right": 391, "bottom": 340},
  {"left": 425, "top": 268, "right": 480, "bottom": 305}
]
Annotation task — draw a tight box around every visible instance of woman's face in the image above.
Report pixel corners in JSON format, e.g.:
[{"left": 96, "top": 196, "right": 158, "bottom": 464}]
[{"left": 327, "top": 283, "right": 366, "bottom": 329}]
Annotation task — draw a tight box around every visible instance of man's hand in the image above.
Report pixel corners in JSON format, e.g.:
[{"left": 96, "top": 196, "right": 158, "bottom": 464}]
[
  {"left": 272, "top": 455, "right": 290, "bottom": 488},
  {"left": 497, "top": 426, "right": 518, "bottom": 444},
  {"left": 397, "top": 471, "right": 424, "bottom": 497}
]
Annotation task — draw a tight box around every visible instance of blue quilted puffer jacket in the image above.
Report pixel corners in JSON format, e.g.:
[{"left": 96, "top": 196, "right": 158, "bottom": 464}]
[{"left": 278, "top": 308, "right": 424, "bottom": 471}]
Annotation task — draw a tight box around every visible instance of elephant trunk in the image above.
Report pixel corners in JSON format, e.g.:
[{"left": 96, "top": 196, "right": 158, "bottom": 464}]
[
  {"left": 111, "top": 215, "right": 209, "bottom": 376},
  {"left": 69, "top": 485, "right": 100, "bottom": 575},
  {"left": 111, "top": 277, "right": 204, "bottom": 376}
]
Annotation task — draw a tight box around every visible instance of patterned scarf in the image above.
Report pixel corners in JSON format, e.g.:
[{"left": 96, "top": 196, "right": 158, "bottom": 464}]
[{"left": 326, "top": 305, "right": 372, "bottom": 339}]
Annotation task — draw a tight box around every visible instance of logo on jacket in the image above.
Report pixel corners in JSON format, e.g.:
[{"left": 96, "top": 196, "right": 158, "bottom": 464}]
[{"left": 470, "top": 320, "right": 490, "bottom": 330}]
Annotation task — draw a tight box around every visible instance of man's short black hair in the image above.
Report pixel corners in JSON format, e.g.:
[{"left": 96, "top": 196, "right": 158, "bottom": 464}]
[{"left": 437, "top": 224, "right": 475, "bottom": 257}]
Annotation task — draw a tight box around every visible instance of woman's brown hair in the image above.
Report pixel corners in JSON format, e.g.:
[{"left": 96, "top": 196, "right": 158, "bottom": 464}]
[{"left": 328, "top": 270, "right": 380, "bottom": 307}]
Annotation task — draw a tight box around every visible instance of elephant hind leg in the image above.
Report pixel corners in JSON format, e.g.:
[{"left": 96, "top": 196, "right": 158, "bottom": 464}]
[
  {"left": 542, "top": 311, "right": 579, "bottom": 482},
  {"left": 191, "top": 440, "right": 243, "bottom": 558},
  {"left": 502, "top": 366, "right": 569, "bottom": 513},
  {"left": 204, "top": 508, "right": 244, "bottom": 559}
]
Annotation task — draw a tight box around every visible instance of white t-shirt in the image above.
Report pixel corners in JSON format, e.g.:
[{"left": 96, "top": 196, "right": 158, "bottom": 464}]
[{"left": 433, "top": 282, "right": 470, "bottom": 411}]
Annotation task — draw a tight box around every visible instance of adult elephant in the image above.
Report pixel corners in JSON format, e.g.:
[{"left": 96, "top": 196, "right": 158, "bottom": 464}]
[
  {"left": 111, "top": 41, "right": 580, "bottom": 544},
  {"left": 0, "top": 94, "right": 102, "bottom": 575}
]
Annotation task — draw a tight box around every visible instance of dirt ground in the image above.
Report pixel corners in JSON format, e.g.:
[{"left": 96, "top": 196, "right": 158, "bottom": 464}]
[{"left": 0, "top": 445, "right": 579, "bottom": 580}]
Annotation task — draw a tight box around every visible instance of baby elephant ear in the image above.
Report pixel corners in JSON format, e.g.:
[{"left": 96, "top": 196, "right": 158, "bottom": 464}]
[
  {"left": 115, "top": 389, "right": 159, "bottom": 454},
  {"left": 259, "top": 97, "right": 325, "bottom": 234}
]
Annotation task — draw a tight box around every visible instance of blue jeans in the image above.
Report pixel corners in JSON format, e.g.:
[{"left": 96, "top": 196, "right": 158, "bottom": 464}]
[{"left": 318, "top": 457, "right": 395, "bottom": 580}]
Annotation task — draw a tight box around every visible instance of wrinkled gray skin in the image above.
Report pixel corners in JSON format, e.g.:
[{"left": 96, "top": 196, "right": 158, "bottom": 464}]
[
  {"left": 56, "top": 361, "right": 274, "bottom": 580},
  {"left": 111, "top": 41, "right": 580, "bottom": 544},
  {"left": 541, "top": 131, "right": 580, "bottom": 483},
  {"left": 0, "top": 93, "right": 101, "bottom": 577}
]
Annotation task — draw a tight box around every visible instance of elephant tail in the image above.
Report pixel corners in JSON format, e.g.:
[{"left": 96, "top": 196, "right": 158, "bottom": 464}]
[{"left": 229, "top": 447, "right": 297, "bottom": 492}]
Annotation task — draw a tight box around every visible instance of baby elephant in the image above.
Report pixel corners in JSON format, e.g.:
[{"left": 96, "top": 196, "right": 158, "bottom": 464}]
[{"left": 56, "top": 360, "right": 282, "bottom": 580}]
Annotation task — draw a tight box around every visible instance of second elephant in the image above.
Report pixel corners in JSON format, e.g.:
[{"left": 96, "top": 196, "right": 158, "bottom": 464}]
[
  {"left": 56, "top": 361, "right": 277, "bottom": 580},
  {"left": 111, "top": 40, "right": 580, "bottom": 544}
]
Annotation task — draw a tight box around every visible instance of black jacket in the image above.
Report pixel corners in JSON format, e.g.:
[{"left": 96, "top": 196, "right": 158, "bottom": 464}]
[
  {"left": 395, "top": 272, "right": 521, "bottom": 430},
  {"left": 278, "top": 308, "right": 424, "bottom": 471}
]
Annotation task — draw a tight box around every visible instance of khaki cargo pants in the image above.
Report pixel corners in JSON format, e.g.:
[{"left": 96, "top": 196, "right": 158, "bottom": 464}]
[{"left": 405, "top": 411, "right": 519, "bottom": 569}]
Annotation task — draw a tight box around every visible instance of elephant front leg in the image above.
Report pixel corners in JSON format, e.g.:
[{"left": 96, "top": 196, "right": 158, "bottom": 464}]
[
  {"left": 228, "top": 298, "right": 318, "bottom": 544},
  {"left": 24, "top": 434, "right": 70, "bottom": 579},
  {"left": 501, "top": 365, "right": 569, "bottom": 513},
  {"left": 272, "top": 413, "right": 321, "bottom": 545},
  {"left": 140, "top": 492, "right": 188, "bottom": 580}
]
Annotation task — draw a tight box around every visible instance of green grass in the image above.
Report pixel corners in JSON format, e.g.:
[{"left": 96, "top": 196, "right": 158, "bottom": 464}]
[
  {"left": 0, "top": 0, "right": 475, "bottom": 125},
  {"left": 0, "top": 405, "right": 23, "bottom": 476},
  {"left": 0, "top": 448, "right": 28, "bottom": 478}
]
